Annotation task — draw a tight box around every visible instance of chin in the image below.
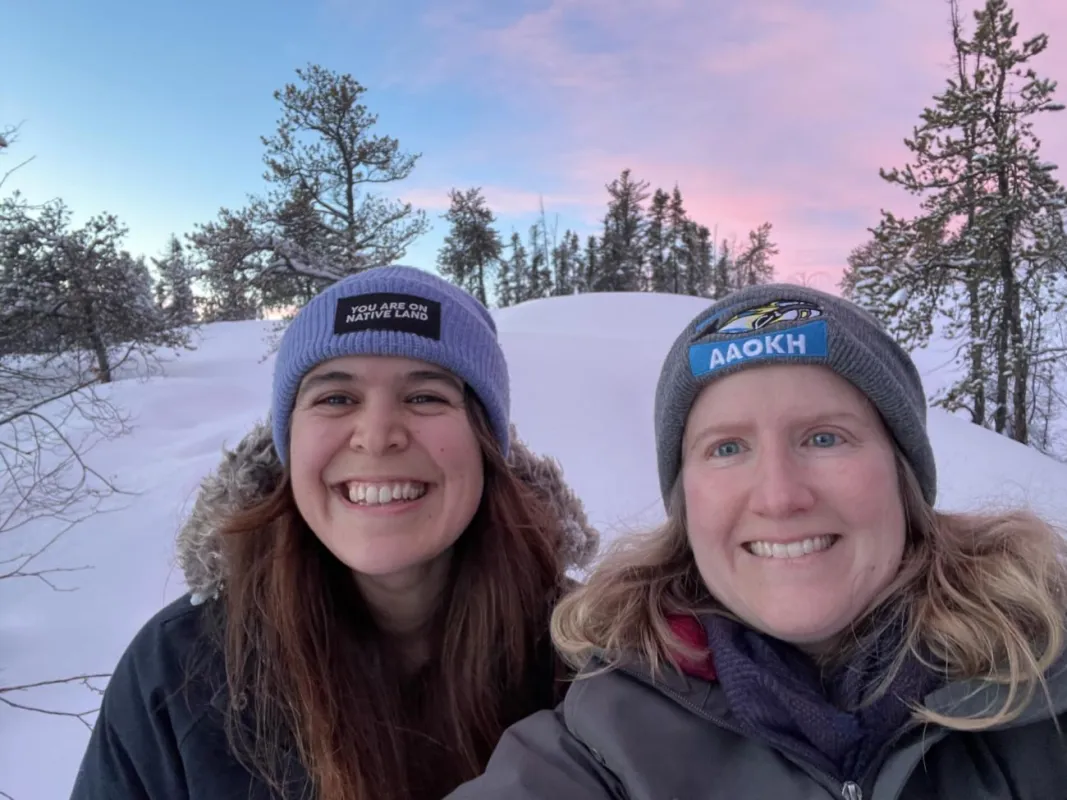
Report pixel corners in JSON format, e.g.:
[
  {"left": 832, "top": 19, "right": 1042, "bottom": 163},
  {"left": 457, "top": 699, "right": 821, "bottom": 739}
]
[
  {"left": 343, "top": 540, "right": 456, "bottom": 580},
  {"left": 753, "top": 612, "right": 852, "bottom": 650},
  {"left": 342, "top": 554, "right": 427, "bottom": 578}
]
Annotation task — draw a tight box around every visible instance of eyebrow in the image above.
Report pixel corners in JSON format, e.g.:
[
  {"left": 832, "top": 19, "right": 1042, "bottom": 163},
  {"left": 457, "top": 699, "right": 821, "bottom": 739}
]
[{"left": 296, "top": 368, "right": 463, "bottom": 399}]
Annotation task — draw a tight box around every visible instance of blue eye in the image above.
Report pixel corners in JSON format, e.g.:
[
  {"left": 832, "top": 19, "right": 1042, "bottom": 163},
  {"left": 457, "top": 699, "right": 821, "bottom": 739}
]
[
  {"left": 810, "top": 432, "right": 839, "bottom": 447},
  {"left": 712, "top": 441, "right": 743, "bottom": 457}
]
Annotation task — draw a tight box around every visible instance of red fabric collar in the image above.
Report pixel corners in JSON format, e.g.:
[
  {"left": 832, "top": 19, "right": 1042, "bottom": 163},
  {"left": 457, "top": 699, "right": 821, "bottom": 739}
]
[{"left": 667, "top": 614, "right": 717, "bottom": 681}]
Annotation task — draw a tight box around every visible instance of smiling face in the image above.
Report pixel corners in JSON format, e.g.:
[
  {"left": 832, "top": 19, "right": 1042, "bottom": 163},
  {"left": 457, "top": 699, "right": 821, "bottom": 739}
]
[
  {"left": 288, "top": 355, "right": 484, "bottom": 594},
  {"left": 681, "top": 364, "right": 906, "bottom": 651}
]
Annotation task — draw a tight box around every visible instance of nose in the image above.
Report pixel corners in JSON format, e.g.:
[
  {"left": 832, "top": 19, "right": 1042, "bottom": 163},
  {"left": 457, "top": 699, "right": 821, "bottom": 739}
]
[
  {"left": 748, "top": 443, "right": 816, "bottom": 518},
  {"left": 348, "top": 397, "right": 409, "bottom": 455}
]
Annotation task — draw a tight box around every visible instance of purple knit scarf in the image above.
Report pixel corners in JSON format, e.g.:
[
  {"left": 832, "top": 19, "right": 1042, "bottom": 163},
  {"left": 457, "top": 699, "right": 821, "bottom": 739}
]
[{"left": 704, "top": 613, "right": 941, "bottom": 783}]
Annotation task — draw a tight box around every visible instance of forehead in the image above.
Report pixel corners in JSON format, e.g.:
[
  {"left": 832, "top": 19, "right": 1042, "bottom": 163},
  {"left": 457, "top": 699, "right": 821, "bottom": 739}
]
[
  {"left": 298, "top": 355, "right": 464, "bottom": 394},
  {"left": 688, "top": 364, "right": 875, "bottom": 421},
  {"left": 303, "top": 354, "right": 450, "bottom": 379}
]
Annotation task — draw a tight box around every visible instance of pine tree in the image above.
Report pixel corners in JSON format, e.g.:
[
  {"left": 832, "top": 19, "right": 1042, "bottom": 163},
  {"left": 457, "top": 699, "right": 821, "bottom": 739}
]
[
  {"left": 596, "top": 169, "right": 649, "bottom": 292},
  {"left": 646, "top": 189, "right": 671, "bottom": 292},
  {"left": 551, "top": 230, "right": 581, "bottom": 295},
  {"left": 579, "top": 235, "right": 599, "bottom": 294},
  {"left": 734, "top": 222, "right": 778, "bottom": 287},
  {"left": 665, "top": 186, "right": 690, "bottom": 295},
  {"left": 0, "top": 200, "right": 190, "bottom": 380},
  {"left": 436, "top": 187, "right": 503, "bottom": 306},
  {"left": 193, "top": 207, "right": 265, "bottom": 322},
  {"left": 191, "top": 65, "right": 429, "bottom": 308},
  {"left": 495, "top": 248, "right": 513, "bottom": 308},
  {"left": 847, "top": 0, "right": 1067, "bottom": 445},
  {"left": 153, "top": 235, "right": 198, "bottom": 326},
  {"left": 524, "top": 222, "right": 553, "bottom": 300},
  {"left": 498, "top": 232, "right": 529, "bottom": 306},
  {"left": 682, "top": 222, "right": 713, "bottom": 296},
  {"left": 710, "top": 236, "right": 733, "bottom": 299}
]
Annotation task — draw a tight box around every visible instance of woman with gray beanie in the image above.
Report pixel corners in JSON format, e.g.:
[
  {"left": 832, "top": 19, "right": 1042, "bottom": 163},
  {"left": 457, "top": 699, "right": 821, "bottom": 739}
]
[
  {"left": 446, "top": 284, "right": 1067, "bottom": 800},
  {"left": 70, "top": 266, "right": 598, "bottom": 800}
]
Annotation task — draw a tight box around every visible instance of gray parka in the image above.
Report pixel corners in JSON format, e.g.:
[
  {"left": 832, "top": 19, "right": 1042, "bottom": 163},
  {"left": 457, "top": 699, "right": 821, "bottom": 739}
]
[{"left": 445, "top": 622, "right": 1067, "bottom": 800}]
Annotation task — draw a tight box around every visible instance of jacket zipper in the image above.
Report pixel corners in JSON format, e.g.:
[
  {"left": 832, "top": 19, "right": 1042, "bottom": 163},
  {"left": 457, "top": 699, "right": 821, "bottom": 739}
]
[{"left": 617, "top": 664, "right": 862, "bottom": 799}]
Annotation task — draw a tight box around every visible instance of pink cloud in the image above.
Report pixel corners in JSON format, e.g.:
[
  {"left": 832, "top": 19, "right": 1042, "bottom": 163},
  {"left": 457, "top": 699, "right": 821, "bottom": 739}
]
[{"left": 405, "top": 0, "right": 1067, "bottom": 286}]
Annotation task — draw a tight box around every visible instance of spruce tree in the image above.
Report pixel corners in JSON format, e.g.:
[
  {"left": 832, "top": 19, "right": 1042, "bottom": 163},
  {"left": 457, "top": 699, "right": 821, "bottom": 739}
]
[
  {"left": 682, "top": 222, "right": 713, "bottom": 296},
  {"left": 551, "top": 230, "right": 581, "bottom": 295},
  {"left": 663, "top": 186, "right": 691, "bottom": 295},
  {"left": 734, "top": 222, "right": 778, "bottom": 287},
  {"left": 525, "top": 222, "right": 553, "bottom": 300},
  {"left": 153, "top": 235, "right": 198, "bottom": 326},
  {"left": 498, "top": 232, "right": 529, "bottom": 305},
  {"left": 845, "top": 0, "right": 1067, "bottom": 445},
  {"left": 579, "top": 235, "right": 599, "bottom": 294},
  {"left": 436, "top": 187, "right": 503, "bottom": 306},
  {"left": 646, "top": 189, "right": 670, "bottom": 292},
  {"left": 596, "top": 169, "right": 649, "bottom": 292},
  {"left": 710, "top": 236, "right": 733, "bottom": 299}
]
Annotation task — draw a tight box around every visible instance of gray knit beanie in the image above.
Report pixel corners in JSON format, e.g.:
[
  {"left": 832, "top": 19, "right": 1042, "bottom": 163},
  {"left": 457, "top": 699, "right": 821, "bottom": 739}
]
[
  {"left": 271, "top": 265, "right": 509, "bottom": 464},
  {"left": 654, "top": 283, "right": 936, "bottom": 509}
]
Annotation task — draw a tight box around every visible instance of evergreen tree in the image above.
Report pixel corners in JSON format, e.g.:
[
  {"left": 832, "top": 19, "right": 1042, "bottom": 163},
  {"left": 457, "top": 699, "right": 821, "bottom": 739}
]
[
  {"left": 579, "top": 235, "right": 599, "bottom": 294},
  {"left": 646, "top": 189, "right": 671, "bottom": 292},
  {"left": 436, "top": 187, "right": 502, "bottom": 305},
  {"left": 153, "top": 235, "right": 198, "bottom": 326},
  {"left": 596, "top": 169, "right": 649, "bottom": 291},
  {"left": 734, "top": 222, "right": 778, "bottom": 287},
  {"left": 846, "top": 0, "right": 1067, "bottom": 445},
  {"left": 551, "top": 230, "right": 581, "bottom": 295},
  {"left": 192, "top": 207, "right": 265, "bottom": 322},
  {"left": 710, "top": 236, "right": 733, "bottom": 299},
  {"left": 191, "top": 64, "right": 429, "bottom": 308},
  {"left": 525, "top": 222, "right": 553, "bottom": 300},
  {"left": 495, "top": 245, "right": 513, "bottom": 308},
  {"left": 0, "top": 199, "right": 190, "bottom": 380},
  {"left": 497, "top": 232, "right": 529, "bottom": 306},
  {"left": 665, "top": 186, "right": 689, "bottom": 294},
  {"left": 682, "top": 222, "right": 713, "bottom": 296}
]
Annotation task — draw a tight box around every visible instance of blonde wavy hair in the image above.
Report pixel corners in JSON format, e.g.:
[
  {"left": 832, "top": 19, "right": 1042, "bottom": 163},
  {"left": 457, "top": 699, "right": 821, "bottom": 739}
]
[{"left": 551, "top": 451, "right": 1067, "bottom": 730}]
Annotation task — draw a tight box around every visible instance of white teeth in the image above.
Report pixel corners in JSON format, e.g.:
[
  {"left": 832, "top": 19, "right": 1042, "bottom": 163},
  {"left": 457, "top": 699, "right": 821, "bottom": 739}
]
[
  {"left": 746, "top": 535, "right": 836, "bottom": 560},
  {"left": 345, "top": 481, "right": 427, "bottom": 505}
]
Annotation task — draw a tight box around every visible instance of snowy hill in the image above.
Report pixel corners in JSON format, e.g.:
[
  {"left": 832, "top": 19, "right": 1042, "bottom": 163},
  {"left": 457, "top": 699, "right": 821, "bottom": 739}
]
[{"left": 3, "top": 291, "right": 1067, "bottom": 799}]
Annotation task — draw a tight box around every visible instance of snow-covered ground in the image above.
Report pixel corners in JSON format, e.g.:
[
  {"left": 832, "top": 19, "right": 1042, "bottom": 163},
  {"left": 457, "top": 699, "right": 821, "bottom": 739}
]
[{"left": 3, "top": 291, "right": 1067, "bottom": 799}]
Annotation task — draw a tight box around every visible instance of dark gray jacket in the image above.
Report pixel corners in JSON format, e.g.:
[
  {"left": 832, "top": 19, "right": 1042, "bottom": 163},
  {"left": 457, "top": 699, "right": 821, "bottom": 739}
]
[
  {"left": 445, "top": 636, "right": 1067, "bottom": 800},
  {"left": 69, "top": 421, "right": 600, "bottom": 800}
]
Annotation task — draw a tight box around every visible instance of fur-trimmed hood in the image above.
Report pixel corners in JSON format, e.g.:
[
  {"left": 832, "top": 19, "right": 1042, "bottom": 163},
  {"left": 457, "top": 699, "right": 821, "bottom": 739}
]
[{"left": 176, "top": 421, "right": 599, "bottom": 604}]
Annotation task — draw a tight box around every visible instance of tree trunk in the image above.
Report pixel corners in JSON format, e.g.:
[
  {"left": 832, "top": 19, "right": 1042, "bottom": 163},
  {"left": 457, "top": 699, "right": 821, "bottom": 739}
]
[
  {"left": 965, "top": 275, "right": 986, "bottom": 425},
  {"left": 1009, "top": 277, "right": 1029, "bottom": 443},
  {"left": 81, "top": 296, "right": 112, "bottom": 384},
  {"left": 993, "top": 303, "right": 1010, "bottom": 434}
]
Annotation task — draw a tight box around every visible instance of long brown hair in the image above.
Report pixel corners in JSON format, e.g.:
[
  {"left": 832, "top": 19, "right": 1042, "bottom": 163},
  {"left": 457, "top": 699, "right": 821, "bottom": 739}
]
[{"left": 209, "top": 392, "right": 566, "bottom": 800}]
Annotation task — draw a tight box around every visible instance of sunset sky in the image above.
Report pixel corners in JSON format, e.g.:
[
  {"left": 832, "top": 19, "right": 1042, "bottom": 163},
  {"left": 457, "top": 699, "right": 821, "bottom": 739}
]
[{"left": 4, "top": 0, "right": 1066, "bottom": 292}]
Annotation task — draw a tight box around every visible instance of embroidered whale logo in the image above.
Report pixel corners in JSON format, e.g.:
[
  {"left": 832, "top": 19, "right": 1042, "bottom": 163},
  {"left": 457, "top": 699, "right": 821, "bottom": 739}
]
[{"left": 716, "top": 300, "right": 824, "bottom": 334}]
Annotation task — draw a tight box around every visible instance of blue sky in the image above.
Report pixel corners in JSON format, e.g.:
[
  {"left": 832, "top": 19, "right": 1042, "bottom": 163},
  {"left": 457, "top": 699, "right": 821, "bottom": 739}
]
[{"left": 4, "top": 0, "right": 1066, "bottom": 289}]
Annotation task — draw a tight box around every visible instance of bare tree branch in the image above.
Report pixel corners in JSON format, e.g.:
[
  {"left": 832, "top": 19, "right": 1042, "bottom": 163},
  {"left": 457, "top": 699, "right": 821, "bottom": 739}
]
[{"left": 0, "top": 673, "right": 110, "bottom": 731}]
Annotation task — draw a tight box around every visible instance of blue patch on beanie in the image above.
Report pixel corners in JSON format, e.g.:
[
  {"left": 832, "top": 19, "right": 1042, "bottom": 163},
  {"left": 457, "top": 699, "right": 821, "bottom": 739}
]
[
  {"left": 689, "top": 320, "right": 829, "bottom": 377},
  {"left": 655, "top": 284, "right": 937, "bottom": 508},
  {"left": 270, "top": 265, "right": 510, "bottom": 463}
]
